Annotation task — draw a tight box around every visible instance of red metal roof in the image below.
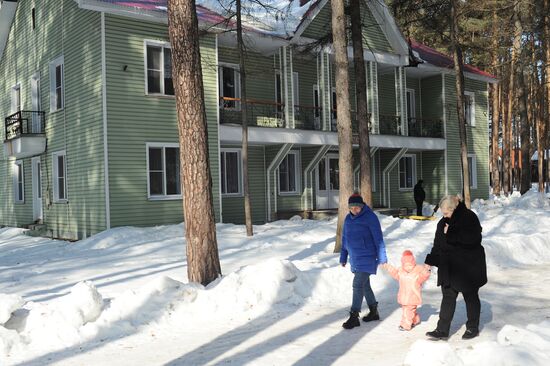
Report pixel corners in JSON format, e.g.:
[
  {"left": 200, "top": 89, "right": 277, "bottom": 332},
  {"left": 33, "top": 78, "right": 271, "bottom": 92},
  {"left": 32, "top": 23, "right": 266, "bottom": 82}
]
[{"left": 410, "top": 40, "right": 496, "bottom": 80}]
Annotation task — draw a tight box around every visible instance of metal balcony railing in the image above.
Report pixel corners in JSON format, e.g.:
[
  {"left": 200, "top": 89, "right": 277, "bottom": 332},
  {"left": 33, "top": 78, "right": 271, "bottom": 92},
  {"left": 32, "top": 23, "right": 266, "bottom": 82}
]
[
  {"left": 5, "top": 111, "right": 46, "bottom": 140},
  {"left": 293, "top": 105, "right": 323, "bottom": 130},
  {"left": 407, "top": 117, "right": 444, "bottom": 138},
  {"left": 379, "top": 114, "right": 401, "bottom": 135},
  {"left": 219, "top": 97, "right": 284, "bottom": 128}
]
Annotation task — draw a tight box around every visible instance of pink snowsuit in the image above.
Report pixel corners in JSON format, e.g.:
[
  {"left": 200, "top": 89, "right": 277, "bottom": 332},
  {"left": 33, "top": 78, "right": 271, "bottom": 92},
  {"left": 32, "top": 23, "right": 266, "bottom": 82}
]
[{"left": 385, "top": 250, "right": 431, "bottom": 330}]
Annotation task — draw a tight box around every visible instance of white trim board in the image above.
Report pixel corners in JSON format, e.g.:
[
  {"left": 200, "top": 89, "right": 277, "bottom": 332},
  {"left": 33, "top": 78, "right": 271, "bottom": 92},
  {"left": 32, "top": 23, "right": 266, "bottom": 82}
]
[{"left": 219, "top": 125, "right": 446, "bottom": 150}]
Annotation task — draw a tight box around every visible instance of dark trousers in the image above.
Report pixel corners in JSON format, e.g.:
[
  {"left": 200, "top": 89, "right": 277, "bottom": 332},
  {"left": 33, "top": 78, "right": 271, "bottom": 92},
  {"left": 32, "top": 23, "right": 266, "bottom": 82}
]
[
  {"left": 415, "top": 199, "right": 423, "bottom": 216},
  {"left": 436, "top": 286, "right": 481, "bottom": 334}
]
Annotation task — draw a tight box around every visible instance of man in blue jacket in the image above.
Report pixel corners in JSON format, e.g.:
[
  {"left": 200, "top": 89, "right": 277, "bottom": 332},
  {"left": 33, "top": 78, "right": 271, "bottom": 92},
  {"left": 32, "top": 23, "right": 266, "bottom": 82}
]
[{"left": 340, "top": 193, "right": 388, "bottom": 329}]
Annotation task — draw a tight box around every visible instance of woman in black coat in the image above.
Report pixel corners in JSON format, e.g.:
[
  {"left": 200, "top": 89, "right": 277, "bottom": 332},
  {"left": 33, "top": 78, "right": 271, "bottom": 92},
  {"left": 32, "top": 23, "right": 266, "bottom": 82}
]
[{"left": 424, "top": 195, "right": 487, "bottom": 340}]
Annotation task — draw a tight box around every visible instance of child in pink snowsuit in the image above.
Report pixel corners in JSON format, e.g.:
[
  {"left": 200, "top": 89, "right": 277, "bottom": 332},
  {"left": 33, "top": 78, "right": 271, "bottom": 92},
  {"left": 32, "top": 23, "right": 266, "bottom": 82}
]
[{"left": 384, "top": 250, "right": 431, "bottom": 330}]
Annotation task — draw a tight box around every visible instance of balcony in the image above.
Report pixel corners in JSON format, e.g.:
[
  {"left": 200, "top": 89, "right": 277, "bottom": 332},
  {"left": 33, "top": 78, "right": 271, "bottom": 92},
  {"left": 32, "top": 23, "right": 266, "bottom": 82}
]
[
  {"left": 219, "top": 99, "right": 443, "bottom": 140},
  {"left": 407, "top": 117, "right": 444, "bottom": 138},
  {"left": 379, "top": 114, "right": 401, "bottom": 135},
  {"left": 219, "top": 97, "right": 284, "bottom": 128},
  {"left": 4, "top": 110, "right": 46, "bottom": 158}
]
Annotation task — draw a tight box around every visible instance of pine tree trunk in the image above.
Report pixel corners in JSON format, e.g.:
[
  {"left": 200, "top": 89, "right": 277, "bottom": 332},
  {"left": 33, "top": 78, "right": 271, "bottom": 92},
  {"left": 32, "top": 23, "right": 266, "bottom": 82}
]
[
  {"left": 490, "top": 9, "right": 500, "bottom": 195},
  {"left": 513, "top": 2, "right": 531, "bottom": 194},
  {"left": 545, "top": 0, "right": 550, "bottom": 192},
  {"left": 506, "top": 52, "right": 516, "bottom": 194},
  {"left": 332, "top": 0, "right": 354, "bottom": 253},
  {"left": 236, "top": 0, "right": 253, "bottom": 236},
  {"left": 502, "top": 71, "right": 510, "bottom": 194},
  {"left": 450, "top": 0, "right": 471, "bottom": 207},
  {"left": 350, "top": 0, "right": 372, "bottom": 206},
  {"left": 167, "top": 0, "right": 221, "bottom": 285}
]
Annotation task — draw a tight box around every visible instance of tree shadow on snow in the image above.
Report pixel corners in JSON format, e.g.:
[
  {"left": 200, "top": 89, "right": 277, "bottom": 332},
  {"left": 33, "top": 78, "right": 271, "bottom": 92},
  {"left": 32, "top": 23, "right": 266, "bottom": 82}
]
[{"left": 164, "top": 273, "right": 400, "bottom": 366}]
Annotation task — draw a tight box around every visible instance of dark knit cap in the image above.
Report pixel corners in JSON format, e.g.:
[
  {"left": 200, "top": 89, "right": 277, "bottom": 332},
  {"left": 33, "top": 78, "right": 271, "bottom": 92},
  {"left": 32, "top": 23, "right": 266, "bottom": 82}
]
[{"left": 348, "top": 193, "right": 365, "bottom": 208}]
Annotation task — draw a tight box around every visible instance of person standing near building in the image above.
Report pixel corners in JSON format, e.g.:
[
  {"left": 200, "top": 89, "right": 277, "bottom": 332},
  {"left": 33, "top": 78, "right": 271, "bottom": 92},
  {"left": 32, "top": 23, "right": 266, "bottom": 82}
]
[
  {"left": 413, "top": 180, "right": 426, "bottom": 216},
  {"left": 340, "top": 194, "right": 388, "bottom": 329}
]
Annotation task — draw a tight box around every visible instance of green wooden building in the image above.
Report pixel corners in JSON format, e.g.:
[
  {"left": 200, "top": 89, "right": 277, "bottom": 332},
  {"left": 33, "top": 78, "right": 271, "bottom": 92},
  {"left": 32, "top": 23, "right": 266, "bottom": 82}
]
[{"left": 0, "top": 0, "right": 496, "bottom": 239}]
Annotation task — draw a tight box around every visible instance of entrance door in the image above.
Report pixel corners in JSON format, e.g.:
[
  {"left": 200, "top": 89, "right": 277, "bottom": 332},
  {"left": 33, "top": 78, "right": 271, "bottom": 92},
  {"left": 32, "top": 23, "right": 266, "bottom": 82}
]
[
  {"left": 31, "top": 74, "right": 42, "bottom": 133},
  {"left": 316, "top": 154, "right": 339, "bottom": 209},
  {"left": 31, "top": 157, "right": 43, "bottom": 222}
]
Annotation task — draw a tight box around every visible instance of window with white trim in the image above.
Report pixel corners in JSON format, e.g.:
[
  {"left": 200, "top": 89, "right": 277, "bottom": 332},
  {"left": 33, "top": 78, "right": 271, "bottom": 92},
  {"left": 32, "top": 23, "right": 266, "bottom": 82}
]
[
  {"left": 464, "top": 91, "right": 475, "bottom": 126},
  {"left": 468, "top": 154, "right": 477, "bottom": 189},
  {"left": 279, "top": 151, "right": 300, "bottom": 194},
  {"left": 220, "top": 148, "right": 242, "bottom": 195},
  {"left": 331, "top": 87, "right": 337, "bottom": 121},
  {"left": 406, "top": 88, "right": 416, "bottom": 119},
  {"left": 49, "top": 56, "right": 64, "bottom": 112},
  {"left": 145, "top": 41, "right": 174, "bottom": 95},
  {"left": 219, "top": 64, "right": 240, "bottom": 109},
  {"left": 292, "top": 72, "right": 299, "bottom": 107},
  {"left": 14, "top": 161, "right": 24, "bottom": 203},
  {"left": 52, "top": 151, "right": 67, "bottom": 202},
  {"left": 275, "top": 72, "right": 283, "bottom": 115},
  {"left": 399, "top": 154, "right": 416, "bottom": 190},
  {"left": 313, "top": 85, "right": 321, "bottom": 129},
  {"left": 147, "top": 144, "right": 181, "bottom": 198},
  {"left": 11, "top": 84, "right": 21, "bottom": 113}
]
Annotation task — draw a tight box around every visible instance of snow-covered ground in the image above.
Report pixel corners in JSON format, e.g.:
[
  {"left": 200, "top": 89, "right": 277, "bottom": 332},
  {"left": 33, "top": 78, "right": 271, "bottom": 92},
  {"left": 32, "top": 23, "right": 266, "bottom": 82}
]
[{"left": 1, "top": 189, "right": 550, "bottom": 366}]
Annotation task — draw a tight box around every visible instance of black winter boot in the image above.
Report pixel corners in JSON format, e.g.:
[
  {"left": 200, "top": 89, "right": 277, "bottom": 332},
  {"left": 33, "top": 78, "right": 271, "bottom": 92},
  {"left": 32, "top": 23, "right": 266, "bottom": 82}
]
[
  {"left": 342, "top": 311, "right": 360, "bottom": 329},
  {"left": 362, "top": 303, "right": 380, "bottom": 322}
]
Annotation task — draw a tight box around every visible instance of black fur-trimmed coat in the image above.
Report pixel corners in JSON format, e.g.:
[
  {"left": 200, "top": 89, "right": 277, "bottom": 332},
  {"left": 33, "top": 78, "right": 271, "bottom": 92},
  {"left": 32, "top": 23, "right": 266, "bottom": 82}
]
[{"left": 425, "top": 202, "right": 487, "bottom": 292}]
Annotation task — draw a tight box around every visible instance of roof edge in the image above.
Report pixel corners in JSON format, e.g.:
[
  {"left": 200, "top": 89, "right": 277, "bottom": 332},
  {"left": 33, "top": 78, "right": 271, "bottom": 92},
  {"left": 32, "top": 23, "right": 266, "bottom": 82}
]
[{"left": 0, "top": 0, "right": 18, "bottom": 61}]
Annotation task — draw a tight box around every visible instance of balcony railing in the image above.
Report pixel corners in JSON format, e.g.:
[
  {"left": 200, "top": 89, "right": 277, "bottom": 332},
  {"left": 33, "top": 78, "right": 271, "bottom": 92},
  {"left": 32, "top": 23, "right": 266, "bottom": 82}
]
[
  {"left": 5, "top": 111, "right": 46, "bottom": 140},
  {"left": 219, "top": 97, "right": 284, "bottom": 128},
  {"left": 379, "top": 114, "right": 401, "bottom": 135},
  {"left": 293, "top": 105, "right": 323, "bottom": 130},
  {"left": 219, "top": 99, "right": 443, "bottom": 139},
  {"left": 408, "top": 117, "right": 444, "bottom": 138}
]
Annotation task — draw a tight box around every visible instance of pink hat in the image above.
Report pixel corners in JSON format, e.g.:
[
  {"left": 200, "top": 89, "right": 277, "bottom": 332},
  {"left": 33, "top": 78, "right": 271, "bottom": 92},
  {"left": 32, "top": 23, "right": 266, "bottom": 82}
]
[{"left": 401, "top": 250, "right": 416, "bottom": 266}]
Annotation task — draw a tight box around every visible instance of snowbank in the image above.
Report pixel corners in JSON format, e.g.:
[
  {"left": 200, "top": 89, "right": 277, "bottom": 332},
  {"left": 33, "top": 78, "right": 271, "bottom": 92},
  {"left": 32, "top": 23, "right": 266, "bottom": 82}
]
[
  {"left": 405, "top": 322, "right": 550, "bottom": 366},
  {"left": 1, "top": 188, "right": 550, "bottom": 365},
  {"left": 0, "top": 294, "right": 24, "bottom": 325}
]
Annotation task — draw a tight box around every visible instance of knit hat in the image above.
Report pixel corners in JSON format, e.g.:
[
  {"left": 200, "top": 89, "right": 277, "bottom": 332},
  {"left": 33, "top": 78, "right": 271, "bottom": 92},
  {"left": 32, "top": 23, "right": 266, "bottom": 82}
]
[
  {"left": 401, "top": 250, "right": 416, "bottom": 266},
  {"left": 348, "top": 194, "right": 365, "bottom": 208}
]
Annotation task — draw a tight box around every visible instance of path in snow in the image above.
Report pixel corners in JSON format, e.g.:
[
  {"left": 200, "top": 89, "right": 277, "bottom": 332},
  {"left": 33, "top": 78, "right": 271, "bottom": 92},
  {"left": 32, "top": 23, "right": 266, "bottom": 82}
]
[{"left": 18, "top": 264, "right": 550, "bottom": 366}]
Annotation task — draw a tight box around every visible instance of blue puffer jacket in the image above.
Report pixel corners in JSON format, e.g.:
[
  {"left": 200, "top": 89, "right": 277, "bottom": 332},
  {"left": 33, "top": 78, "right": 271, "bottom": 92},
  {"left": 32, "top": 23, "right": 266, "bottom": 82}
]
[{"left": 340, "top": 206, "right": 387, "bottom": 274}]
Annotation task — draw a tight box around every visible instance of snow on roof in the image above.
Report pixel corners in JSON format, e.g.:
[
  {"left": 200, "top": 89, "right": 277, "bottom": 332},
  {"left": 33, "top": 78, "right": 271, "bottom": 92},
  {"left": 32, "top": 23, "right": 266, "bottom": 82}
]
[
  {"left": 88, "top": 0, "right": 312, "bottom": 37},
  {"left": 410, "top": 39, "right": 497, "bottom": 81}
]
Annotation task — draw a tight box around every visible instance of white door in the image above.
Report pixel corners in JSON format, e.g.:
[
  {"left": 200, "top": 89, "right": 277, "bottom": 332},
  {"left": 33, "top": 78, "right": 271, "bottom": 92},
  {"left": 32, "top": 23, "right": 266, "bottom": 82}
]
[
  {"left": 31, "top": 74, "right": 41, "bottom": 133},
  {"left": 32, "top": 157, "right": 43, "bottom": 222},
  {"left": 316, "top": 154, "right": 340, "bottom": 209}
]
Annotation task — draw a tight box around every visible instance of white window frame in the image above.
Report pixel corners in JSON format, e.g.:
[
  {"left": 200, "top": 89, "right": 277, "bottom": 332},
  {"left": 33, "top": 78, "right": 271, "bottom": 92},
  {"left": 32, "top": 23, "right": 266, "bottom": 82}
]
[
  {"left": 406, "top": 88, "right": 416, "bottom": 119},
  {"left": 464, "top": 91, "right": 475, "bottom": 127},
  {"left": 49, "top": 56, "right": 64, "bottom": 112},
  {"left": 11, "top": 83, "right": 21, "bottom": 114},
  {"left": 13, "top": 160, "right": 24, "bottom": 203},
  {"left": 218, "top": 63, "right": 241, "bottom": 110},
  {"left": 52, "top": 150, "right": 68, "bottom": 203},
  {"left": 468, "top": 154, "right": 478, "bottom": 189},
  {"left": 220, "top": 148, "right": 243, "bottom": 196},
  {"left": 331, "top": 86, "right": 337, "bottom": 123},
  {"left": 312, "top": 84, "right": 321, "bottom": 129},
  {"left": 292, "top": 72, "right": 299, "bottom": 107},
  {"left": 146, "top": 142, "right": 182, "bottom": 200},
  {"left": 144, "top": 40, "right": 174, "bottom": 96},
  {"left": 398, "top": 154, "right": 417, "bottom": 190},
  {"left": 278, "top": 150, "right": 301, "bottom": 195},
  {"left": 275, "top": 71, "right": 283, "bottom": 115}
]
